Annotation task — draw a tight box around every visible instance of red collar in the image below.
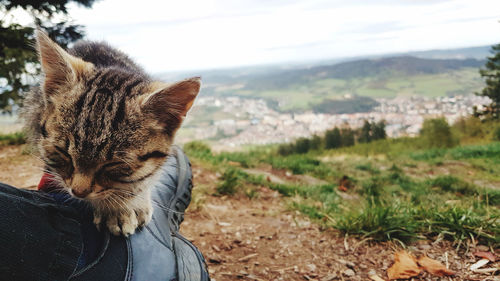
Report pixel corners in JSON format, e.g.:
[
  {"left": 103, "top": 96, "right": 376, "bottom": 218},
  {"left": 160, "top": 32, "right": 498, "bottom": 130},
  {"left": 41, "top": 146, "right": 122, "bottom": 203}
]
[{"left": 38, "top": 173, "right": 63, "bottom": 191}]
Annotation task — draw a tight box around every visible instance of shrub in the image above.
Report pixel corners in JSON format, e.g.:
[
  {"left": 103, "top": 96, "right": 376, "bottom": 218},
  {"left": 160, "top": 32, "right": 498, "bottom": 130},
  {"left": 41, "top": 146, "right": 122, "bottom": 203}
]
[
  {"left": 355, "top": 163, "right": 380, "bottom": 174},
  {"left": 340, "top": 128, "right": 355, "bottom": 147},
  {"left": 310, "top": 135, "right": 323, "bottom": 150},
  {"left": 453, "top": 116, "right": 484, "bottom": 138},
  {"left": 372, "top": 121, "right": 387, "bottom": 140},
  {"left": 418, "top": 207, "right": 499, "bottom": 244},
  {"left": 277, "top": 143, "right": 294, "bottom": 156},
  {"left": 325, "top": 127, "right": 342, "bottom": 149},
  {"left": 428, "top": 176, "right": 475, "bottom": 195},
  {"left": 266, "top": 154, "right": 322, "bottom": 175},
  {"left": 335, "top": 204, "right": 418, "bottom": 242},
  {"left": 216, "top": 168, "right": 240, "bottom": 196},
  {"left": 358, "top": 120, "right": 372, "bottom": 143},
  {"left": 427, "top": 176, "right": 499, "bottom": 206},
  {"left": 183, "top": 141, "right": 211, "bottom": 158},
  {"left": 420, "top": 118, "right": 459, "bottom": 148},
  {"left": 360, "top": 177, "right": 384, "bottom": 204},
  {"left": 294, "top": 137, "right": 311, "bottom": 154},
  {"left": 494, "top": 127, "right": 500, "bottom": 141},
  {"left": 277, "top": 137, "right": 314, "bottom": 155},
  {"left": 0, "top": 131, "right": 26, "bottom": 146}
]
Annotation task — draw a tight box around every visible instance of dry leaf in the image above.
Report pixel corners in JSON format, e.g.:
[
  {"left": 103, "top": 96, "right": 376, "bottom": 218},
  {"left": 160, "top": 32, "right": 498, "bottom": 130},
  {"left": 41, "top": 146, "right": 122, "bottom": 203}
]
[
  {"left": 369, "top": 273, "right": 386, "bottom": 281},
  {"left": 472, "top": 268, "right": 498, "bottom": 274},
  {"left": 387, "top": 251, "right": 421, "bottom": 280},
  {"left": 470, "top": 258, "right": 490, "bottom": 271},
  {"left": 473, "top": 251, "right": 496, "bottom": 262},
  {"left": 417, "top": 256, "right": 455, "bottom": 276},
  {"left": 238, "top": 253, "right": 258, "bottom": 262}
]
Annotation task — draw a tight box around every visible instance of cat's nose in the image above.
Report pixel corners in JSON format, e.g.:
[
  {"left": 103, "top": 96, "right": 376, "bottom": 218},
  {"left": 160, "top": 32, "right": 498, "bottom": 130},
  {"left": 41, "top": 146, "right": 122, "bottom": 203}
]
[
  {"left": 71, "top": 173, "right": 92, "bottom": 198},
  {"left": 72, "top": 187, "right": 91, "bottom": 198}
]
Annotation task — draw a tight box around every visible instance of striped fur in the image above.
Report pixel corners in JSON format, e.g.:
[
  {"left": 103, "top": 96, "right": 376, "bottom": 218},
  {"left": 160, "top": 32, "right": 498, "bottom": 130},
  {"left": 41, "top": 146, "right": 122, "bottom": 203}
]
[{"left": 21, "top": 30, "right": 200, "bottom": 236}]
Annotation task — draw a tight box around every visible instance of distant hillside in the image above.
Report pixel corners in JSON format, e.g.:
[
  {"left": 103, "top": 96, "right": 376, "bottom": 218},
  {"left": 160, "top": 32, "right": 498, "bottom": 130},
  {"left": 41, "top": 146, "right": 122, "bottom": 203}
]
[
  {"left": 243, "top": 56, "right": 484, "bottom": 91},
  {"left": 194, "top": 56, "right": 485, "bottom": 113},
  {"left": 407, "top": 45, "right": 491, "bottom": 60},
  {"left": 159, "top": 45, "right": 492, "bottom": 82},
  {"left": 160, "top": 52, "right": 487, "bottom": 114}
]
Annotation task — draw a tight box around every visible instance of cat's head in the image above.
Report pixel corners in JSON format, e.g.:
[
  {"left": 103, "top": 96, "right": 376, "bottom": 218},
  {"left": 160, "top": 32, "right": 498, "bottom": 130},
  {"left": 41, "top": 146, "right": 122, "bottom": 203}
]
[{"left": 31, "top": 30, "right": 200, "bottom": 201}]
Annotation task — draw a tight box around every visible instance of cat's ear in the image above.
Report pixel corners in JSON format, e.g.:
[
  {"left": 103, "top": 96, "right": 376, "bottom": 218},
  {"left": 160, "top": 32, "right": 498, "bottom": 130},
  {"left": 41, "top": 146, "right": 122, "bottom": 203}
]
[
  {"left": 142, "top": 77, "right": 201, "bottom": 135},
  {"left": 36, "top": 29, "right": 93, "bottom": 96}
]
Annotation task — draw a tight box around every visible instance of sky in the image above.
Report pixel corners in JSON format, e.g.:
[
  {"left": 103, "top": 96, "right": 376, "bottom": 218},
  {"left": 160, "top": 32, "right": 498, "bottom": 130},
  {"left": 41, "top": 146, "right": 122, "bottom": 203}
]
[{"left": 65, "top": 0, "right": 500, "bottom": 73}]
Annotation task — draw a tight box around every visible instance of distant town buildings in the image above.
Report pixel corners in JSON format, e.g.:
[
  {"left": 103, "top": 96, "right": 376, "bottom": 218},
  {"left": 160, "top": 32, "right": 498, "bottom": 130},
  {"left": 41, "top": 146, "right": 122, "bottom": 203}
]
[{"left": 179, "top": 95, "right": 491, "bottom": 149}]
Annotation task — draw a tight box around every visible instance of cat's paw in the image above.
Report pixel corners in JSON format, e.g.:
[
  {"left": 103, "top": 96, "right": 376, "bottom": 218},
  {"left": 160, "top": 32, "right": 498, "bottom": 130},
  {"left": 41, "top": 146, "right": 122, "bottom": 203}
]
[{"left": 94, "top": 204, "right": 152, "bottom": 236}]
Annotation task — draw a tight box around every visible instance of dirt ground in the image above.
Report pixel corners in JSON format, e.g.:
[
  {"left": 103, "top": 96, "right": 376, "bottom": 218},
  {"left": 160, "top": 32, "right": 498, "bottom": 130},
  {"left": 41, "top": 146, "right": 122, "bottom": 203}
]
[{"left": 0, "top": 145, "right": 498, "bottom": 281}]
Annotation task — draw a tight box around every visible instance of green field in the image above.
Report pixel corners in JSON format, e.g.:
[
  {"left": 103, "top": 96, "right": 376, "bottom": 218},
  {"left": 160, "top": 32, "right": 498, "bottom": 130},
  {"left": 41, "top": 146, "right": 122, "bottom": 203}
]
[
  {"left": 184, "top": 123, "right": 500, "bottom": 247},
  {"left": 215, "top": 68, "right": 484, "bottom": 112},
  {"left": 204, "top": 55, "right": 486, "bottom": 112}
]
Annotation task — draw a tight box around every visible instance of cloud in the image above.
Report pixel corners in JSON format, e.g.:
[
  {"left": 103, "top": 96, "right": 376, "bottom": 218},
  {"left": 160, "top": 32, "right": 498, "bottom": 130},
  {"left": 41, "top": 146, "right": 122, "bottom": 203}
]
[{"left": 68, "top": 0, "right": 500, "bottom": 72}]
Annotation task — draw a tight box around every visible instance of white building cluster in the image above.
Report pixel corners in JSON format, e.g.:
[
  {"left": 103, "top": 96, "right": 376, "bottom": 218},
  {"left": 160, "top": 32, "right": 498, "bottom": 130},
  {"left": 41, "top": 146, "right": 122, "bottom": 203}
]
[{"left": 181, "top": 95, "right": 491, "bottom": 148}]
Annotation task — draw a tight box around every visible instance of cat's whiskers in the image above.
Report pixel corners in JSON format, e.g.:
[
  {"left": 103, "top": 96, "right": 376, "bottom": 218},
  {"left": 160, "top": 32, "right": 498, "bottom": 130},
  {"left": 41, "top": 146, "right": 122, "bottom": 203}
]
[
  {"left": 36, "top": 157, "right": 184, "bottom": 215},
  {"left": 39, "top": 168, "right": 67, "bottom": 189},
  {"left": 28, "top": 151, "right": 46, "bottom": 164},
  {"left": 108, "top": 194, "right": 129, "bottom": 213},
  {"left": 113, "top": 189, "right": 183, "bottom": 214},
  {"left": 113, "top": 152, "right": 135, "bottom": 167}
]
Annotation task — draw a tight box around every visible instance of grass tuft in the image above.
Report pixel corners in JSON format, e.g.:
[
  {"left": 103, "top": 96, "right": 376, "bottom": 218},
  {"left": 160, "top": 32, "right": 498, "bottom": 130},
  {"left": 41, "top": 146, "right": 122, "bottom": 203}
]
[
  {"left": 185, "top": 138, "right": 500, "bottom": 247},
  {"left": 0, "top": 132, "right": 26, "bottom": 146},
  {"left": 335, "top": 204, "right": 419, "bottom": 242}
]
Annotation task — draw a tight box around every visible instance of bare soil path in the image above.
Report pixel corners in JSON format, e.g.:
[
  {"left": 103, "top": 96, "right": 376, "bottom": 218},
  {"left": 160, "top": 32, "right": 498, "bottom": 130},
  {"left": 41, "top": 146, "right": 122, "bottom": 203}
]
[
  {"left": 182, "top": 164, "right": 499, "bottom": 281},
  {"left": 0, "top": 145, "right": 42, "bottom": 188},
  {"left": 0, "top": 145, "right": 497, "bottom": 280}
]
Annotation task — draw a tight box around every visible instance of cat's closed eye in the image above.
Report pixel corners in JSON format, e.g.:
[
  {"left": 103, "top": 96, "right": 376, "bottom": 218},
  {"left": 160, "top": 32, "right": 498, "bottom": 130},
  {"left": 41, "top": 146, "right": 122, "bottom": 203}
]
[
  {"left": 46, "top": 156, "right": 68, "bottom": 168},
  {"left": 99, "top": 162, "right": 134, "bottom": 181},
  {"left": 46, "top": 146, "right": 74, "bottom": 175}
]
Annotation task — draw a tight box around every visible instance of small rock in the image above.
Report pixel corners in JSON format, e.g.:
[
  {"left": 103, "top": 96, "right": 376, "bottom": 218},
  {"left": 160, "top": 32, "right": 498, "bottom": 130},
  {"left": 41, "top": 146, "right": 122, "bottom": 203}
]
[
  {"left": 338, "top": 259, "right": 355, "bottom": 269},
  {"left": 343, "top": 269, "right": 355, "bottom": 277},
  {"left": 476, "top": 245, "right": 489, "bottom": 252},
  {"left": 321, "top": 274, "right": 337, "bottom": 281},
  {"left": 418, "top": 244, "right": 431, "bottom": 250},
  {"left": 208, "top": 256, "right": 222, "bottom": 264},
  {"left": 306, "top": 264, "right": 317, "bottom": 272}
]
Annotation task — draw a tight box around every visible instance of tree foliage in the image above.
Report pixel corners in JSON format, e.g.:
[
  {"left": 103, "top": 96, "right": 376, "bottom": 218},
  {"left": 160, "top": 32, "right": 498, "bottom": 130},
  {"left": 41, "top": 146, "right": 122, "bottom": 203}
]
[
  {"left": 310, "top": 134, "right": 322, "bottom": 150},
  {"left": 420, "top": 118, "right": 458, "bottom": 148},
  {"left": 294, "top": 137, "right": 311, "bottom": 154},
  {"left": 372, "top": 121, "right": 387, "bottom": 140},
  {"left": 277, "top": 122, "right": 386, "bottom": 155},
  {"left": 358, "top": 120, "right": 386, "bottom": 143},
  {"left": 358, "top": 120, "right": 372, "bottom": 143},
  {"left": 325, "top": 127, "right": 341, "bottom": 149},
  {"left": 477, "top": 43, "right": 500, "bottom": 119},
  {"left": 0, "top": 0, "right": 95, "bottom": 112},
  {"left": 340, "top": 128, "right": 355, "bottom": 147}
]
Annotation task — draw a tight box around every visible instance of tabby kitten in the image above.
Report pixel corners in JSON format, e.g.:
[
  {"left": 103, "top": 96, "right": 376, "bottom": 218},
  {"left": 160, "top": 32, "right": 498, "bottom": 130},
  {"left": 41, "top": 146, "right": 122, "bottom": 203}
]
[{"left": 22, "top": 30, "right": 200, "bottom": 236}]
